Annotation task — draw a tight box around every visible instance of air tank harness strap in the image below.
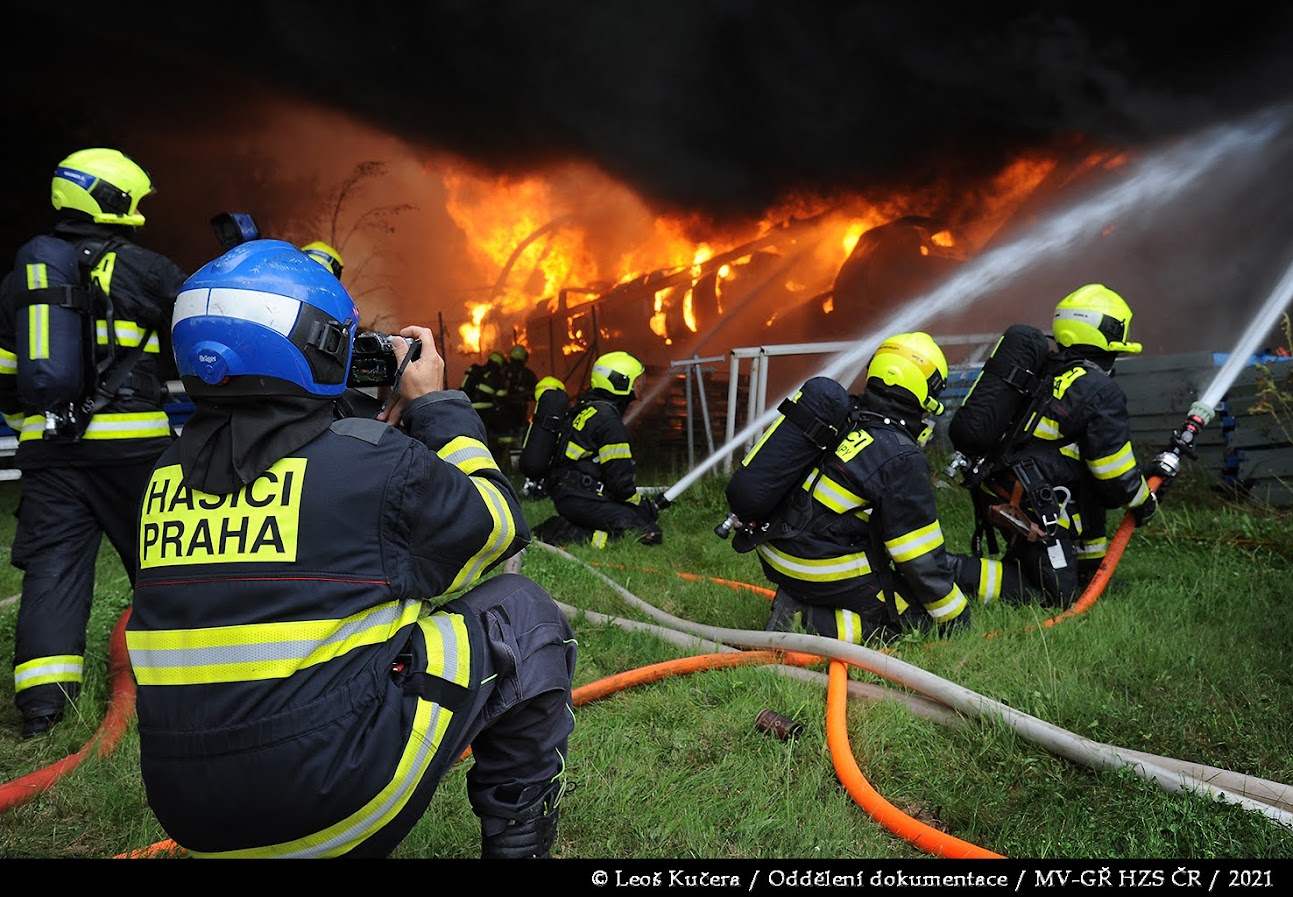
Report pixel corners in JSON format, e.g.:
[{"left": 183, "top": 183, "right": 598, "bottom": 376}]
[
  {"left": 977, "top": 456, "right": 1061, "bottom": 554},
  {"left": 776, "top": 396, "right": 842, "bottom": 450}
]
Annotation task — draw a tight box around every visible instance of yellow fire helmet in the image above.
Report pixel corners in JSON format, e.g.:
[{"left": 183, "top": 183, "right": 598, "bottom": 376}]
[
  {"left": 534, "top": 375, "right": 565, "bottom": 402},
  {"left": 51, "top": 148, "right": 155, "bottom": 227},
  {"left": 866, "top": 331, "right": 949, "bottom": 415},
  {"left": 1053, "top": 283, "right": 1142, "bottom": 355},
  {"left": 591, "top": 350, "right": 645, "bottom": 397},
  {"left": 302, "top": 241, "right": 345, "bottom": 279}
]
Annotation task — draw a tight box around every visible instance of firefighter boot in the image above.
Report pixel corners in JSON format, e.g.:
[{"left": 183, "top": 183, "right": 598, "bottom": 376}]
[{"left": 480, "top": 780, "right": 563, "bottom": 859}]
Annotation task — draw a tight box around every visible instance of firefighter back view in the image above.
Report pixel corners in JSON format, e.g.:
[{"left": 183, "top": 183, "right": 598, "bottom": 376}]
[
  {"left": 0, "top": 148, "right": 187, "bottom": 738},
  {"left": 125, "top": 240, "right": 576, "bottom": 858},
  {"left": 534, "top": 350, "right": 663, "bottom": 548},
  {"left": 950, "top": 283, "right": 1157, "bottom": 607},
  {"left": 724, "top": 332, "right": 972, "bottom": 642}
]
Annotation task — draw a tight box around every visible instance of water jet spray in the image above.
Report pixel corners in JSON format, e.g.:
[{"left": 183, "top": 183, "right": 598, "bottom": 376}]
[{"left": 659, "top": 105, "right": 1293, "bottom": 506}]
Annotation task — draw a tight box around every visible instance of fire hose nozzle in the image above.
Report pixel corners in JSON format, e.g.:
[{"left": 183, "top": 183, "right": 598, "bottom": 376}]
[{"left": 714, "top": 512, "right": 740, "bottom": 540}]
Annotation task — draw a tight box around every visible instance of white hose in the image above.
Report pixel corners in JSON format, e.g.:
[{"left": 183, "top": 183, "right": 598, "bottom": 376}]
[{"left": 537, "top": 540, "right": 1293, "bottom": 827}]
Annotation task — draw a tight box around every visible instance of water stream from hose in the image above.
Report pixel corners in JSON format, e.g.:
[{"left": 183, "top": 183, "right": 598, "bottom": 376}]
[
  {"left": 1198, "top": 259, "right": 1293, "bottom": 409},
  {"left": 662, "top": 104, "right": 1293, "bottom": 503}
]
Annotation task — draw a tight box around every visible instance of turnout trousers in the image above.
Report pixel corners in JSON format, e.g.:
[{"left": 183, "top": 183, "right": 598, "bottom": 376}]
[{"left": 11, "top": 460, "right": 156, "bottom": 721}]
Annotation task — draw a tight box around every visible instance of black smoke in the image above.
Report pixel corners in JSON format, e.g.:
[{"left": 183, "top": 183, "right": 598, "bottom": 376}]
[{"left": 6, "top": 1, "right": 1293, "bottom": 361}]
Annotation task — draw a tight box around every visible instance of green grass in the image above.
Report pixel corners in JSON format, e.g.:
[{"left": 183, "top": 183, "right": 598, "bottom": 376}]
[{"left": 2, "top": 457, "right": 1292, "bottom": 860}]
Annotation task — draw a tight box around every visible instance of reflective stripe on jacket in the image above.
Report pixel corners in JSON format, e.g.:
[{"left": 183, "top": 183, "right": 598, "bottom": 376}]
[{"left": 126, "top": 393, "right": 528, "bottom": 856}]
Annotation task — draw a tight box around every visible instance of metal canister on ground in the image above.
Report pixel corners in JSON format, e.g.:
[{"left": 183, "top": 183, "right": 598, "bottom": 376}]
[{"left": 754, "top": 708, "right": 804, "bottom": 741}]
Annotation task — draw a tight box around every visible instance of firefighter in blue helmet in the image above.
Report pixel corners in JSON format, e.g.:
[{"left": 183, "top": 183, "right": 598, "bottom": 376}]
[
  {"left": 126, "top": 240, "right": 576, "bottom": 858},
  {"left": 535, "top": 350, "right": 663, "bottom": 548},
  {"left": 952, "top": 284, "right": 1157, "bottom": 607},
  {"left": 0, "top": 148, "right": 187, "bottom": 738},
  {"left": 725, "top": 332, "right": 971, "bottom": 642}
]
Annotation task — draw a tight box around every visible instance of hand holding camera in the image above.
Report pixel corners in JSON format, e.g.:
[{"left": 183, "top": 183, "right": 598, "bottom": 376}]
[{"left": 372, "top": 325, "right": 445, "bottom": 428}]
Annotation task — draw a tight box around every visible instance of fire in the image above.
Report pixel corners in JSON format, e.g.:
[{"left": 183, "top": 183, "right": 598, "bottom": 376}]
[{"left": 428, "top": 143, "right": 1093, "bottom": 365}]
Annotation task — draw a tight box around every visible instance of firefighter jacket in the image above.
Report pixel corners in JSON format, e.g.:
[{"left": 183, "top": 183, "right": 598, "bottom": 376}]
[
  {"left": 0, "top": 218, "right": 186, "bottom": 469},
  {"left": 1007, "top": 356, "right": 1152, "bottom": 521},
  {"left": 502, "top": 359, "right": 537, "bottom": 421},
  {"left": 548, "top": 389, "right": 644, "bottom": 506},
  {"left": 460, "top": 360, "right": 504, "bottom": 414},
  {"left": 739, "top": 408, "right": 968, "bottom": 627},
  {"left": 125, "top": 390, "right": 529, "bottom": 857}
]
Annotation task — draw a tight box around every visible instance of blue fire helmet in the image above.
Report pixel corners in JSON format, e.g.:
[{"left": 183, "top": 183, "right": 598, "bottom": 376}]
[{"left": 171, "top": 239, "right": 359, "bottom": 397}]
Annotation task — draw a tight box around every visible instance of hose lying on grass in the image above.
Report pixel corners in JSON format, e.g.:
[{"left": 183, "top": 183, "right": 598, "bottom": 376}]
[{"left": 532, "top": 538, "right": 1293, "bottom": 831}]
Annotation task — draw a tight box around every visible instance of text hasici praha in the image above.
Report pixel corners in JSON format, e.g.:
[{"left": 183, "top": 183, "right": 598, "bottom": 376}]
[{"left": 139, "top": 459, "right": 306, "bottom": 567}]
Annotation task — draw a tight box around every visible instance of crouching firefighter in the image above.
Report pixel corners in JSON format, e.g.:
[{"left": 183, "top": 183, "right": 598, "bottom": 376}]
[
  {"left": 946, "top": 283, "right": 1158, "bottom": 608},
  {"left": 534, "top": 351, "right": 663, "bottom": 548},
  {"left": 125, "top": 240, "right": 576, "bottom": 858},
  {"left": 722, "top": 332, "right": 973, "bottom": 643},
  {"left": 0, "top": 148, "right": 187, "bottom": 738}
]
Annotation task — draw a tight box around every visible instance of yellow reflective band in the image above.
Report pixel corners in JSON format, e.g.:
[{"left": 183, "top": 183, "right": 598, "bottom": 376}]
[
  {"left": 884, "top": 521, "right": 944, "bottom": 563},
  {"left": 1088, "top": 441, "right": 1137, "bottom": 480},
  {"left": 191, "top": 612, "right": 468, "bottom": 857},
  {"left": 95, "top": 319, "right": 161, "bottom": 352},
  {"left": 18, "top": 411, "right": 172, "bottom": 442},
  {"left": 27, "top": 305, "right": 50, "bottom": 361},
  {"left": 439, "top": 435, "right": 498, "bottom": 475},
  {"left": 444, "top": 478, "right": 516, "bottom": 593},
  {"left": 925, "top": 585, "right": 968, "bottom": 622},
  {"left": 4, "top": 412, "right": 22, "bottom": 431},
  {"left": 82, "top": 411, "right": 171, "bottom": 440},
  {"left": 1128, "top": 478, "right": 1151, "bottom": 508},
  {"left": 14, "top": 654, "right": 84, "bottom": 692},
  {"left": 139, "top": 458, "right": 306, "bottom": 568},
  {"left": 592, "top": 530, "right": 608, "bottom": 549},
  {"left": 755, "top": 542, "right": 871, "bottom": 581},
  {"left": 835, "top": 609, "right": 864, "bottom": 645},
  {"left": 810, "top": 471, "right": 865, "bottom": 515},
  {"left": 1033, "top": 417, "right": 1062, "bottom": 440},
  {"left": 1076, "top": 539, "right": 1108, "bottom": 561},
  {"left": 741, "top": 405, "right": 791, "bottom": 465},
  {"left": 0, "top": 347, "right": 17, "bottom": 375},
  {"left": 597, "top": 442, "right": 631, "bottom": 463},
  {"left": 127, "top": 600, "right": 422, "bottom": 686},
  {"left": 1059, "top": 443, "right": 1080, "bottom": 461},
  {"left": 25, "top": 262, "right": 49, "bottom": 290},
  {"left": 977, "top": 559, "right": 1003, "bottom": 606}
]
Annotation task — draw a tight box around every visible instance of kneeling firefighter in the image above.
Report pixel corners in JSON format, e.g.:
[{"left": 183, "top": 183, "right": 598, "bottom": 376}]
[
  {"left": 126, "top": 240, "right": 576, "bottom": 858},
  {"left": 724, "top": 332, "right": 973, "bottom": 643},
  {"left": 947, "top": 283, "right": 1158, "bottom": 607},
  {"left": 535, "top": 350, "right": 663, "bottom": 548}
]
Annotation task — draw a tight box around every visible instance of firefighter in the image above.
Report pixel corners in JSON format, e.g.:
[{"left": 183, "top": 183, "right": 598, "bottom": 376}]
[
  {"left": 461, "top": 350, "right": 507, "bottom": 456},
  {"left": 535, "top": 350, "right": 662, "bottom": 548},
  {"left": 953, "top": 284, "right": 1157, "bottom": 607},
  {"left": 301, "top": 240, "right": 344, "bottom": 279},
  {"left": 125, "top": 240, "right": 576, "bottom": 858},
  {"left": 0, "top": 148, "right": 187, "bottom": 738},
  {"left": 499, "top": 343, "right": 539, "bottom": 446},
  {"left": 725, "top": 332, "right": 971, "bottom": 642}
]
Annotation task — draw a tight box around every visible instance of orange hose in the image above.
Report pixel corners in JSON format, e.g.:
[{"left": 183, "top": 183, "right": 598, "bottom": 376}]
[
  {"left": 0, "top": 607, "right": 136, "bottom": 813},
  {"left": 825, "top": 659, "right": 1004, "bottom": 859}
]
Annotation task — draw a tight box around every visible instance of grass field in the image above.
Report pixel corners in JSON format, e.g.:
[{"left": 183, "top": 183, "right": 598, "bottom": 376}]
[{"left": 1, "top": 453, "right": 1292, "bottom": 860}]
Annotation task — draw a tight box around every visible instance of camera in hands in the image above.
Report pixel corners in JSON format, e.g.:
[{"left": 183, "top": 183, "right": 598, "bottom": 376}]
[{"left": 348, "top": 332, "right": 421, "bottom": 388}]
